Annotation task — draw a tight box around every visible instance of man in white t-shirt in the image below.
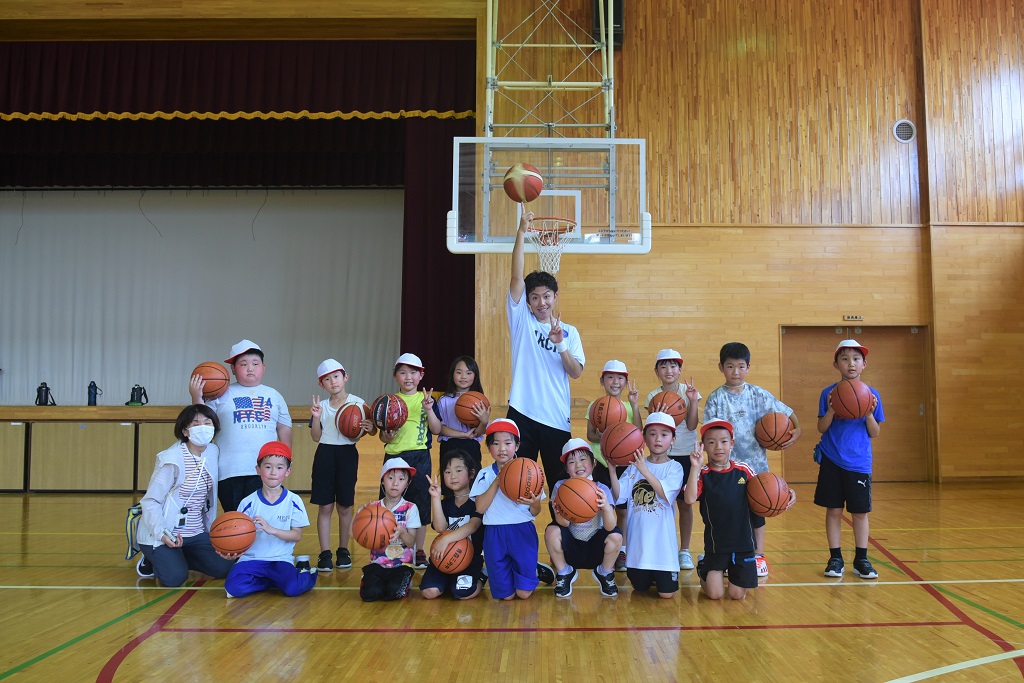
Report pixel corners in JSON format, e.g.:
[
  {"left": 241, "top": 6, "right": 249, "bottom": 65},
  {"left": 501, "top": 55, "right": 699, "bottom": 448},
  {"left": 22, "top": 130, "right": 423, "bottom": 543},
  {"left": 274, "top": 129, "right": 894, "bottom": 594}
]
[{"left": 506, "top": 211, "right": 586, "bottom": 494}]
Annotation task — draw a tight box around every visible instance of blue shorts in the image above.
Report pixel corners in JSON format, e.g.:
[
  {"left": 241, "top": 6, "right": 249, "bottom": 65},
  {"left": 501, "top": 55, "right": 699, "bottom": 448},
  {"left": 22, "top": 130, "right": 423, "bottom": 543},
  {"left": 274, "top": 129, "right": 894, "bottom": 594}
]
[
  {"left": 225, "top": 559, "right": 317, "bottom": 598},
  {"left": 483, "top": 522, "right": 539, "bottom": 599}
]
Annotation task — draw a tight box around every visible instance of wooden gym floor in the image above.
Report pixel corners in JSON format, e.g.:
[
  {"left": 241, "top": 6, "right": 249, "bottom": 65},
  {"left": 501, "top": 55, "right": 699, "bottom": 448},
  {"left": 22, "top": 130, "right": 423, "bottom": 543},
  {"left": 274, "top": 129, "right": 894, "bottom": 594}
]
[{"left": 1, "top": 446, "right": 1023, "bottom": 682}]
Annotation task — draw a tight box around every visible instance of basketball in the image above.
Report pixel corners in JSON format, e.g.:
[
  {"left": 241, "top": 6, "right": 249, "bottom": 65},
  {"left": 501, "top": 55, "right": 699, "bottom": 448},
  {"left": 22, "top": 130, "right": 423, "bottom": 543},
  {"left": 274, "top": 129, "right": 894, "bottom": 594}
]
[
  {"left": 601, "top": 422, "right": 645, "bottom": 466},
  {"left": 351, "top": 504, "right": 398, "bottom": 550},
  {"left": 336, "top": 402, "right": 367, "bottom": 439},
  {"left": 754, "top": 412, "right": 793, "bottom": 450},
  {"left": 371, "top": 394, "right": 409, "bottom": 432},
  {"left": 746, "top": 472, "right": 791, "bottom": 517},
  {"left": 647, "top": 390, "right": 687, "bottom": 425},
  {"left": 209, "top": 511, "right": 256, "bottom": 555},
  {"left": 192, "top": 361, "right": 230, "bottom": 400},
  {"left": 498, "top": 457, "right": 545, "bottom": 501},
  {"left": 503, "top": 162, "right": 544, "bottom": 203},
  {"left": 553, "top": 477, "right": 602, "bottom": 523},
  {"left": 830, "top": 379, "right": 874, "bottom": 420},
  {"left": 430, "top": 532, "right": 474, "bottom": 574},
  {"left": 454, "top": 390, "right": 490, "bottom": 427},
  {"left": 589, "top": 395, "right": 628, "bottom": 432}
]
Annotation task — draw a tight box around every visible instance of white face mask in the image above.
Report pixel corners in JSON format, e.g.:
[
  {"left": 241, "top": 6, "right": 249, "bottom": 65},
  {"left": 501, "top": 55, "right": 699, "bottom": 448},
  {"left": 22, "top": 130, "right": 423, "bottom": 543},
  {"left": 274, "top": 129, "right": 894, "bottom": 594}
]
[{"left": 186, "top": 424, "right": 215, "bottom": 447}]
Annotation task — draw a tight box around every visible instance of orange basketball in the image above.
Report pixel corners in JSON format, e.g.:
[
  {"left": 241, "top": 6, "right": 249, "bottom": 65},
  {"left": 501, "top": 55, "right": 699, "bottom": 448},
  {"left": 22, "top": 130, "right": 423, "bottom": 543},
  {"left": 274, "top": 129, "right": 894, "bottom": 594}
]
[
  {"left": 647, "top": 390, "right": 687, "bottom": 425},
  {"left": 589, "top": 395, "right": 628, "bottom": 432},
  {"left": 371, "top": 394, "right": 409, "bottom": 432},
  {"left": 336, "top": 402, "right": 367, "bottom": 439},
  {"left": 503, "top": 162, "right": 544, "bottom": 203},
  {"left": 431, "top": 531, "right": 474, "bottom": 574},
  {"left": 351, "top": 504, "right": 398, "bottom": 550},
  {"left": 192, "top": 362, "right": 230, "bottom": 400},
  {"left": 829, "top": 379, "right": 874, "bottom": 420},
  {"left": 746, "top": 472, "right": 791, "bottom": 517},
  {"left": 600, "top": 422, "right": 645, "bottom": 466},
  {"left": 754, "top": 412, "right": 793, "bottom": 450},
  {"left": 454, "top": 391, "right": 490, "bottom": 427},
  {"left": 498, "top": 457, "right": 545, "bottom": 501},
  {"left": 209, "top": 511, "right": 256, "bottom": 555},
  {"left": 553, "top": 477, "right": 602, "bottom": 523}
]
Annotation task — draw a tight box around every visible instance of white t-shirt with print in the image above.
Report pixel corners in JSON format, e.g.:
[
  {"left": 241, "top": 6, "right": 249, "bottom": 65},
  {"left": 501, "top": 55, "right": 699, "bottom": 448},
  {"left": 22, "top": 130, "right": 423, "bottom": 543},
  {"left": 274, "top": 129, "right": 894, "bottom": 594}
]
[
  {"left": 614, "top": 459, "right": 684, "bottom": 572},
  {"left": 207, "top": 384, "right": 292, "bottom": 480}
]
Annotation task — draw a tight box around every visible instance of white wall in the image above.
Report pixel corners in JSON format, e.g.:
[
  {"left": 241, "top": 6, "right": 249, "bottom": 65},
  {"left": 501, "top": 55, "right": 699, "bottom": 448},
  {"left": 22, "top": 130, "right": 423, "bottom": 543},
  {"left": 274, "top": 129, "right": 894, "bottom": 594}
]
[{"left": 0, "top": 189, "right": 404, "bottom": 407}]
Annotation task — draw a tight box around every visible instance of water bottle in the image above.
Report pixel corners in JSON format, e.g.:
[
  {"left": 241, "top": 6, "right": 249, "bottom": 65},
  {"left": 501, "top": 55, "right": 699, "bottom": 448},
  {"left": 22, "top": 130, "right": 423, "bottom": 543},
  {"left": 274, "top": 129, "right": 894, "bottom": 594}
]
[
  {"left": 35, "top": 382, "right": 56, "bottom": 406},
  {"left": 126, "top": 385, "right": 149, "bottom": 406},
  {"left": 88, "top": 381, "right": 102, "bottom": 406}
]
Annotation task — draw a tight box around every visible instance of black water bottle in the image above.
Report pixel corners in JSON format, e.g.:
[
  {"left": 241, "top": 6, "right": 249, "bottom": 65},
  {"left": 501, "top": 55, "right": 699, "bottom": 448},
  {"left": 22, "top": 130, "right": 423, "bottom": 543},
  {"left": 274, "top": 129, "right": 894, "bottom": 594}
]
[
  {"left": 87, "top": 381, "right": 102, "bottom": 406},
  {"left": 35, "top": 382, "right": 56, "bottom": 406}
]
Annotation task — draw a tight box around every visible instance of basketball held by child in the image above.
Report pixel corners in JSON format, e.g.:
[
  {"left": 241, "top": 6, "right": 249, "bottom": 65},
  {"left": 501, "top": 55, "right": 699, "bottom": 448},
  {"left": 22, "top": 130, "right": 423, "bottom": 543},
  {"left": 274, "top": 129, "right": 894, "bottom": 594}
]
[
  {"left": 553, "top": 477, "right": 602, "bottom": 523},
  {"left": 209, "top": 511, "right": 257, "bottom": 555},
  {"left": 647, "top": 390, "right": 687, "bottom": 425},
  {"left": 336, "top": 402, "right": 368, "bottom": 439},
  {"left": 430, "top": 532, "right": 474, "bottom": 574},
  {"left": 371, "top": 394, "right": 409, "bottom": 432},
  {"left": 754, "top": 412, "right": 793, "bottom": 450},
  {"left": 601, "top": 422, "right": 645, "bottom": 466},
  {"left": 830, "top": 379, "right": 873, "bottom": 420},
  {"left": 192, "top": 361, "right": 230, "bottom": 400},
  {"left": 454, "top": 390, "right": 490, "bottom": 427},
  {"left": 746, "top": 472, "right": 791, "bottom": 517},
  {"left": 498, "top": 457, "right": 545, "bottom": 501},
  {"left": 503, "top": 162, "right": 543, "bottom": 203},
  {"left": 589, "top": 395, "right": 627, "bottom": 432},
  {"left": 352, "top": 504, "right": 398, "bottom": 550}
]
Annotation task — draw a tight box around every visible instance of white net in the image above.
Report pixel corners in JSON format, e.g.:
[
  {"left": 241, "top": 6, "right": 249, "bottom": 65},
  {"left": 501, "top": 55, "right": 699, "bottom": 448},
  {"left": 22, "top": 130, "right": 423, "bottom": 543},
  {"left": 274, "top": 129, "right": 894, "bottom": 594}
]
[{"left": 524, "top": 217, "right": 577, "bottom": 274}]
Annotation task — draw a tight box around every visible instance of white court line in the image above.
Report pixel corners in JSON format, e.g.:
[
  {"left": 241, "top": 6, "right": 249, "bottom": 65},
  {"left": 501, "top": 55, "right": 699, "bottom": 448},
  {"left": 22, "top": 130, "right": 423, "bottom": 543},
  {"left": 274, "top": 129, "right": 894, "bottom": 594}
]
[
  {"left": 885, "top": 648, "right": 1024, "bottom": 682},
  {"left": 2, "top": 578, "right": 1024, "bottom": 591}
]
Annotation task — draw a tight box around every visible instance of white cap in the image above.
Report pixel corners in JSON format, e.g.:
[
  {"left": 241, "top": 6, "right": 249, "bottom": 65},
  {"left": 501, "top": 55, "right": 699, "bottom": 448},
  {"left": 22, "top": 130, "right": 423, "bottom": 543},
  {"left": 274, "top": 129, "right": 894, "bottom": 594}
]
[
  {"left": 654, "top": 348, "right": 683, "bottom": 367},
  {"left": 560, "top": 437, "right": 593, "bottom": 463},
  {"left": 601, "top": 360, "right": 629, "bottom": 377},
  {"left": 834, "top": 339, "right": 869, "bottom": 360},
  {"left": 381, "top": 457, "right": 417, "bottom": 479},
  {"left": 394, "top": 352, "right": 425, "bottom": 371},
  {"left": 644, "top": 411, "right": 677, "bottom": 433},
  {"left": 225, "top": 339, "right": 262, "bottom": 363},
  {"left": 316, "top": 359, "right": 346, "bottom": 380}
]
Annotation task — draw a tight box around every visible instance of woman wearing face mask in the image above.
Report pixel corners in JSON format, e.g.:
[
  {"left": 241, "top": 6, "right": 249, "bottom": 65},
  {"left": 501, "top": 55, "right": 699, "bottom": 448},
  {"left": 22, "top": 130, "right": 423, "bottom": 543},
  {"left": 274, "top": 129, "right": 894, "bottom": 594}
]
[{"left": 135, "top": 404, "right": 236, "bottom": 585}]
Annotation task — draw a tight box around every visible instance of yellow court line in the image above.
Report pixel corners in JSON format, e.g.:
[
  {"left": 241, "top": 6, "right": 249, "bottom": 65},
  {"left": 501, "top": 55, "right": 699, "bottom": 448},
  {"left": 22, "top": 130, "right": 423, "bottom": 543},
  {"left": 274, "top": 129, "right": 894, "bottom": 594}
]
[{"left": 885, "top": 648, "right": 1024, "bottom": 682}]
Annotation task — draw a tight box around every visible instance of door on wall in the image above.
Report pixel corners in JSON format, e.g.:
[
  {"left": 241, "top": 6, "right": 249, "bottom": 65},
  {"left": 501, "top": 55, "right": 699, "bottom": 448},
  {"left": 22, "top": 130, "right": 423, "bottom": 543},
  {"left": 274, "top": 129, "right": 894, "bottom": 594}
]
[{"left": 780, "top": 326, "right": 931, "bottom": 483}]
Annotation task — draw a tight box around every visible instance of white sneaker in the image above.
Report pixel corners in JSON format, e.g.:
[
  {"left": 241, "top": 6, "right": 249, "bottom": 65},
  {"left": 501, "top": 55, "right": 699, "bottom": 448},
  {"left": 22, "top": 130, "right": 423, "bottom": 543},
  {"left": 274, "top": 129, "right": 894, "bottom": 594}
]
[
  {"left": 755, "top": 555, "right": 770, "bottom": 577},
  {"left": 678, "top": 549, "right": 695, "bottom": 570}
]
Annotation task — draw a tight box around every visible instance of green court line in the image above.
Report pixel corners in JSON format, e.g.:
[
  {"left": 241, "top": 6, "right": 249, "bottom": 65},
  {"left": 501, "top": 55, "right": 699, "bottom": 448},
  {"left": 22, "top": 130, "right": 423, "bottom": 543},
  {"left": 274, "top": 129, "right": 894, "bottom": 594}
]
[
  {"left": 933, "top": 585, "right": 1024, "bottom": 631},
  {"left": 0, "top": 586, "right": 183, "bottom": 680}
]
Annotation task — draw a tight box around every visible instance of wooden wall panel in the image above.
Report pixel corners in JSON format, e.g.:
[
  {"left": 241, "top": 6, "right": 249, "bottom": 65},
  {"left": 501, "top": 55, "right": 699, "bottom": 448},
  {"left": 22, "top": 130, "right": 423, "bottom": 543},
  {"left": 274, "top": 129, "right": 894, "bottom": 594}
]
[
  {"left": 922, "top": 0, "right": 1024, "bottom": 224},
  {"left": 930, "top": 226, "right": 1024, "bottom": 479},
  {"left": 0, "top": 423, "right": 26, "bottom": 490},
  {"left": 31, "top": 422, "right": 134, "bottom": 490}
]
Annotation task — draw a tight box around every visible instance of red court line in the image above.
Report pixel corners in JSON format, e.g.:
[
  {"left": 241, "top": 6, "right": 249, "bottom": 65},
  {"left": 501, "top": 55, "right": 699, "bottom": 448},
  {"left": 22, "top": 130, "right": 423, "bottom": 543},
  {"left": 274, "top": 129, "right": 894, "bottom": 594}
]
[
  {"left": 95, "top": 581, "right": 203, "bottom": 683},
  {"left": 162, "top": 620, "right": 961, "bottom": 634},
  {"left": 845, "top": 514, "right": 1024, "bottom": 678}
]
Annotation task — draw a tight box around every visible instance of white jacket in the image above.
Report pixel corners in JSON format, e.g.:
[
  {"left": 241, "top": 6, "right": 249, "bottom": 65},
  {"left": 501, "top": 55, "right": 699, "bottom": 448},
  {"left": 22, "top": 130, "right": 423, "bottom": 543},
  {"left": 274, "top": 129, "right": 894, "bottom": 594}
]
[{"left": 138, "top": 442, "right": 220, "bottom": 548}]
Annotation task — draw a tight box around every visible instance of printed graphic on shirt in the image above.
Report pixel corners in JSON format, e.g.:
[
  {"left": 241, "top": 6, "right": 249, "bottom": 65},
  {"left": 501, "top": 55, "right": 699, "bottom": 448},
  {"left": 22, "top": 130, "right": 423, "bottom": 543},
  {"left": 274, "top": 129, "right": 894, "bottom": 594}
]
[
  {"left": 630, "top": 478, "right": 668, "bottom": 517},
  {"left": 232, "top": 395, "right": 274, "bottom": 425},
  {"left": 534, "top": 330, "right": 560, "bottom": 354}
]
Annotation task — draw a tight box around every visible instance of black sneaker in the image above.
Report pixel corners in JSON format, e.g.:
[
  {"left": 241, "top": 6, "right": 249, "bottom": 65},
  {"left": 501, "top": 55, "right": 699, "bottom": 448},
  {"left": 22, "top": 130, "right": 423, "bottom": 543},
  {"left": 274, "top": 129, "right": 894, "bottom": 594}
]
[
  {"left": 537, "top": 561, "right": 555, "bottom": 585},
  {"left": 852, "top": 558, "right": 878, "bottom": 579},
  {"left": 553, "top": 568, "right": 578, "bottom": 598},
  {"left": 592, "top": 568, "right": 618, "bottom": 597},
  {"left": 824, "top": 557, "right": 845, "bottom": 578},
  {"left": 415, "top": 550, "right": 429, "bottom": 570},
  {"left": 136, "top": 556, "right": 155, "bottom": 578},
  {"left": 336, "top": 547, "right": 352, "bottom": 569},
  {"left": 316, "top": 550, "right": 334, "bottom": 572},
  {"left": 295, "top": 555, "right": 312, "bottom": 572}
]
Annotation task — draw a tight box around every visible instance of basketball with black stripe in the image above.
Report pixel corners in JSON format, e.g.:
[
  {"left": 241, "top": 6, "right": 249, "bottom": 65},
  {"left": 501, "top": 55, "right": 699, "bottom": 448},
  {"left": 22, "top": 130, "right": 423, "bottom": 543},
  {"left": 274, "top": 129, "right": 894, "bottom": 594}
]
[
  {"left": 209, "top": 511, "right": 256, "bottom": 555},
  {"left": 829, "top": 379, "right": 873, "bottom": 420},
  {"left": 589, "top": 395, "right": 628, "bottom": 432},
  {"left": 371, "top": 393, "right": 409, "bottom": 432},
  {"left": 498, "top": 457, "right": 544, "bottom": 501},
  {"left": 746, "top": 472, "right": 791, "bottom": 517},
  {"left": 754, "top": 411, "right": 793, "bottom": 450},
  {"left": 600, "top": 422, "right": 645, "bottom": 466},
  {"left": 336, "top": 402, "right": 367, "bottom": 439},
  {"left": 352, "top": 504, "right": 397, "bottom": 550},
  {"left": 431, "top": 531, "right": 473, "bottom": 574},
  {"left": 553, "top": 477, "right": 601, "bottom": 523},
  {"left": 646, "top": 390, "right": 687, "bottom": 425}
]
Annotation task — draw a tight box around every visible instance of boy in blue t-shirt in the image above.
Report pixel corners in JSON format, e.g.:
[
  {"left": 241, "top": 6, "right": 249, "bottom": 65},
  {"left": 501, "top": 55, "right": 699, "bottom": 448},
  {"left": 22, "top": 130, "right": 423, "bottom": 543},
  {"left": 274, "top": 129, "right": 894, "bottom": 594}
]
[
  {"left": 223, "top": 441, "right": 317, "bottom": 598},
  {"left": 814, "top": 340, "right": 884, "bottom": 580}
]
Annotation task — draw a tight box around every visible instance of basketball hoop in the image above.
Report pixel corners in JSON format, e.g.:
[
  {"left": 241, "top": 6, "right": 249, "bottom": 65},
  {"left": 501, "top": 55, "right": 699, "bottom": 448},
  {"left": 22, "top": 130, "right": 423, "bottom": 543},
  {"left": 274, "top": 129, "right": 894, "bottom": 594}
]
[{"left": 525, "top": 217, "right": 577, "bottom": 274}]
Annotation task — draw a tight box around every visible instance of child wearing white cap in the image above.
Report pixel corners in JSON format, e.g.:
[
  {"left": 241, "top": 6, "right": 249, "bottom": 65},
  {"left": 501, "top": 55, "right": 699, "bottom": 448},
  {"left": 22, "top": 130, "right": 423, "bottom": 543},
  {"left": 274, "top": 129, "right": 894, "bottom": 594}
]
[
  {"left": 644, "top": 349, "right": 700, "bottom": 571},
  {"left": 309, "top": 359, "right": 376, "bottom": 572},
  {"left": 357, "top": 458, "right": 422, "bottom": 602},
  {"left": 377, "top": 353, "right": 442, "bottom": 568},
  {"left": 189, "top": 339, "right": 292, "bottom": 513}
]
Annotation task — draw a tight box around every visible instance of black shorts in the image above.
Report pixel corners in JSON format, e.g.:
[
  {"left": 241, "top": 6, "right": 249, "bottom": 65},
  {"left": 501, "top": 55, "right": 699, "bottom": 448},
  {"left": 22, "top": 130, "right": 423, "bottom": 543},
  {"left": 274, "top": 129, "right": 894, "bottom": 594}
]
[
  {"left": 310, "top": 443, "right": 359, "bottom": 507},
  {"left": 751, "top": 510, "right": 766, "bottom": 529},
  {"left": 697, "top": 551, "right": 758, "bottom": 589},
  {"left": 669, "top": 454, "right": 692, "bottom": 483},
  {"left": 506, "top": 406, "right": 571, "bottom": 495},
  {"left": 380, "top": 450, "right": 432, "bottom": 524},
  {"left": 418, "top": 557, "right": 484, "bottom": 599},
  {"left": 591, "top": 462, "right": 628, "bottom": 510},
  {"left": 550, "top": 524, "right": 622, "bottom": 570},
  {"left": 813, "top": 454, "right": 872, "bottom": 513},
  {"left": 626, "top": 567, "right": 679, "bottom": 594},
  {"left": 217, "top": 475, "right": 261, "bottom": 512}
]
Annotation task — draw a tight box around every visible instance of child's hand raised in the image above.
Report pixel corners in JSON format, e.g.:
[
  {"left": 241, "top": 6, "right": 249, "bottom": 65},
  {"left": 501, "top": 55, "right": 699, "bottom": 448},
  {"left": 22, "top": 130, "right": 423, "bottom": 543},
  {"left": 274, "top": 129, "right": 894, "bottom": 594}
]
[
  {"left": 627, "top": 379, "right": 639, "bottom": 405},
  {"left": 422, "top": 389, "right": 435, "bottom": 411},
  {"left": 689, "top": 442, "right": 705, "bottom": 469},
  {"left": 189, "top": 374, "right": 206, "bottom": 402},
  {"left": 685, "top": 377, "right": 699, "bottom": 404},
  {"left": 629, "top": 447, "right": 649, "bottom": 473},
  {"left": 428, "top": 474, "right": 442, "bottom": 499},
  {"left": 310, "top": 395, "right": 322, "bottom": 419}
]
